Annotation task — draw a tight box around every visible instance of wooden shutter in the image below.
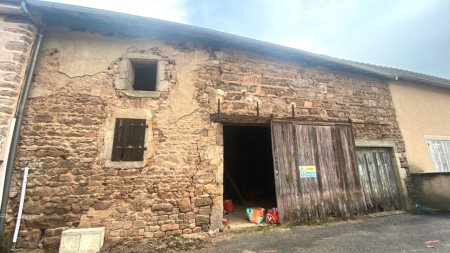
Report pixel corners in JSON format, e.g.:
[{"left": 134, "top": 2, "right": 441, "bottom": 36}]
[
  {"left": 428, "top": 140, "right": 450, "bottom": 172},
  {"left": 112, "top": 118, "right": 146, "bottom": 161}
]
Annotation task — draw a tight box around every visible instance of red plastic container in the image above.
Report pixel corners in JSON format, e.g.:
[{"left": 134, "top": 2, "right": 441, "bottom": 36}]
[
  {"left": 223, "top": 199, "right": 234, "bottom": 212},
  {"left": 266, "top": 207, "right": 279, "bottom": 224}
]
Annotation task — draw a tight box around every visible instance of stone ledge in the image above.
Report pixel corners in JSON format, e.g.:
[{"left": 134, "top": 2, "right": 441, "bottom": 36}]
[
  {"left": 355, "top": 139, "right": 395, "bottom": 148},
  {"left": 120, "top": 90, "right": 161, "bottom": 98},
  {"left": 105, "top": 160, "right": 146, "bottom": 169}
]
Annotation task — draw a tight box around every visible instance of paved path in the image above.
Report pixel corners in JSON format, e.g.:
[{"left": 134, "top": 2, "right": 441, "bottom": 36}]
[{"left": 188, "top": 213, "right": 450, "bottom": 253}]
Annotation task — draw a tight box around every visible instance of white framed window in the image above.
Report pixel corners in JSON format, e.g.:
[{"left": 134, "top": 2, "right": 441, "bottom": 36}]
[{"left": 427, "top": 137, "right": 450, "bottom": 172}]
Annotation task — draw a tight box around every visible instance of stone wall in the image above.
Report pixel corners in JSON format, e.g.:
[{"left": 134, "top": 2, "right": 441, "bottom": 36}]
[
  {"left": 0, "top": 14, "right": 36, "bottom": 158},
  {"left": 9, "top": 27, "right": 411, "bottom": 249},
  {"left": 214, "top": 48, "right": 411, "bottom": 205}
]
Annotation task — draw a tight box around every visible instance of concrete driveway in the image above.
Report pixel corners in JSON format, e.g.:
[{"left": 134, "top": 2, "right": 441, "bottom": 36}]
[{"left": 188, "top": 212, "right": 450, "bottom": 253}]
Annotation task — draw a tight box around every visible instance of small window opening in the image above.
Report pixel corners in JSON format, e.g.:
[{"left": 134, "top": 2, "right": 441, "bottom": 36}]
[{"left": 132, "top": 61, "right": 157, "bottom": 91}]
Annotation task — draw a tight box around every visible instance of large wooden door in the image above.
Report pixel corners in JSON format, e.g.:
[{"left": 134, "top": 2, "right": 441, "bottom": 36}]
[
  {"left": 357, "top": 148, "right": 400, "bottom": 211},
  {"left": 271, "top": 121, "right": 366, "bottom": 223}
]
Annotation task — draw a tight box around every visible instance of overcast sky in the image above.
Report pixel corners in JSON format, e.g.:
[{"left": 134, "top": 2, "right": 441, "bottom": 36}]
[{"left": 44, "top": 0, "right": 450, "bottom": 79}]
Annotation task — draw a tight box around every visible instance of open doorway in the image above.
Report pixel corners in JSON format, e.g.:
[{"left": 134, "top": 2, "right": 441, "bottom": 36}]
[{"left": 223, "top": 124, "right": 277, "bottom": 228}]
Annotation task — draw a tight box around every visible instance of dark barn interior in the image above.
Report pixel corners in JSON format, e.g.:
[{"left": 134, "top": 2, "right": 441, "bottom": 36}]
[{"left": 223, "top": 125, "right": 277, "bottom": 224}]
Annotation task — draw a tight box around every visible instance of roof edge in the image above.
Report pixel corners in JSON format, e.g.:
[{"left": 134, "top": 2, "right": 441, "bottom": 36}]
[
  {"left": 26, "top": 0, "right": 450, "bottom": 89},
  {"left": 0, "top": 1, "right": 24, "bottom": 15}
]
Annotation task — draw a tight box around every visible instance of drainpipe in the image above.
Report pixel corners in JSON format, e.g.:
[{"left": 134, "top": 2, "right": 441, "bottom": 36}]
[{"left": 0, "top": 1, "right": 44, "bottom": 233}]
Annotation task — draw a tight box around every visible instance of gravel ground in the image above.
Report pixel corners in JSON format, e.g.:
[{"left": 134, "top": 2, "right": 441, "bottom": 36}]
[
  {"left": 12, "top": 212, "right": 450, "bottom": 253},
  {"left": 185, "top": 212, "right": 450, "bottom": 253},
  {"left": 99, "top": 234, "right": 211, "bottom": 253}
]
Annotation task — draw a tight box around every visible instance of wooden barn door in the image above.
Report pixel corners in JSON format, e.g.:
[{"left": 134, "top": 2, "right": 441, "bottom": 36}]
[
  {"left": 357, "top": 148, "right": 400, "bottom": 211},
  {"left": 271, "top": 121, "right": 366, "bottom": 223}
]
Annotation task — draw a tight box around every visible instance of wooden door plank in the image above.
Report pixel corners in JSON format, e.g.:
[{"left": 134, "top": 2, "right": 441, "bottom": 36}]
[
  {"left": 357, "top": 148, "right": 400, "bottom": 212},
  {"left": 272, "top": 121, "right": 365, "bottom": 222}
]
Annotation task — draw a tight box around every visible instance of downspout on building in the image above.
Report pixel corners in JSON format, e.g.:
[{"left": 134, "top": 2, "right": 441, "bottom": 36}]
[{"left": 0, "top": 0, "right": 44, "bottom": 232}]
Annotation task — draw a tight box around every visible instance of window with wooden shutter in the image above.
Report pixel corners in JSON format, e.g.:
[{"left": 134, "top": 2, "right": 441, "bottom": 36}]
[
  {"left": 427, "top": 139, "right": 450, "bottom": 172},
  {"left": 111, "top": 118, "right": 146, "bottom": 161}
]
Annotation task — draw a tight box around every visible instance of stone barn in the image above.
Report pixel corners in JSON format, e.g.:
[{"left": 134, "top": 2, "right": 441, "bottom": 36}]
[{"left": 2, "top": 0, "right": 441, "bottom": 249}]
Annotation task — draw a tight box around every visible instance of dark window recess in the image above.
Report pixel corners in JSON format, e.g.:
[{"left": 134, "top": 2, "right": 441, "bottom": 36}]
[
  {"left": 111, "top": 118, "right": 146, "bottom": 161},
  {"left": 132, "top": 61, "right": 157, "bottom": 91}
]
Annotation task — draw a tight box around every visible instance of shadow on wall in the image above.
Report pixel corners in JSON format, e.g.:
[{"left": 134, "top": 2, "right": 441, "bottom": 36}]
[{"left": 411, "top": 173, "right": 450, "bottom": 211}]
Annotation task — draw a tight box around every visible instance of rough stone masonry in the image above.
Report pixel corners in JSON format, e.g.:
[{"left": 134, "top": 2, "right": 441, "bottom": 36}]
[
  {"left": 0, "top": 14, "right": 36, "bottom": 160},
  {"left": 5, "top": 25, "right": 412, "bottom": 249}
]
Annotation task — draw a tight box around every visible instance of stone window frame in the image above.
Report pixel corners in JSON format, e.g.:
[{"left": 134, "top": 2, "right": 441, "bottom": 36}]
[
  {"left": 115, "top": 53, "right": 168, "bottom": 98},
  {"left": 104, "top": 109, "right": 154, "bottom": 168}
]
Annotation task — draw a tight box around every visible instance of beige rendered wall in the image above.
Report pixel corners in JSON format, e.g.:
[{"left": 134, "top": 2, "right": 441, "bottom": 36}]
[
  {"left": 412, "top": 174, "right": 450, "bottom": 210},
  {"left": 389, "top": 81, "right": 450, "bottom": 173}
]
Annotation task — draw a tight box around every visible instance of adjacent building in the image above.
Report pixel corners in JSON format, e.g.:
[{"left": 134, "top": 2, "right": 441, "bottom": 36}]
[{"left": 389, "top": 78, "right": 450, "bottom": 210}]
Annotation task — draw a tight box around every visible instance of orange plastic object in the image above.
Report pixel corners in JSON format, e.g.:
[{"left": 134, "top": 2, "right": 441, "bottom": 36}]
[{"left": 246, "top": 207, "right": 265, "bottom": 224}]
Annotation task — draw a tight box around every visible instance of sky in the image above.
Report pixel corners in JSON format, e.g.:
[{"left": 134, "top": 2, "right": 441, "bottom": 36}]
[{"left": 43, "top": 0, "right": 450, "bottom": 79}]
